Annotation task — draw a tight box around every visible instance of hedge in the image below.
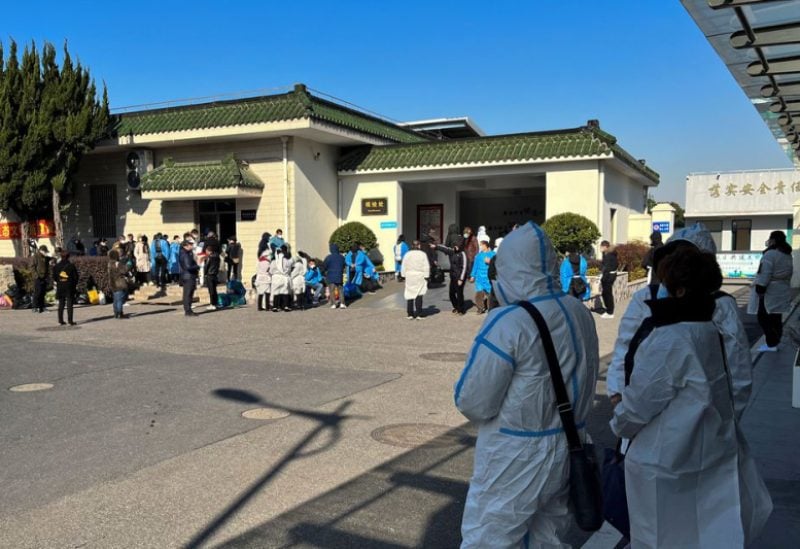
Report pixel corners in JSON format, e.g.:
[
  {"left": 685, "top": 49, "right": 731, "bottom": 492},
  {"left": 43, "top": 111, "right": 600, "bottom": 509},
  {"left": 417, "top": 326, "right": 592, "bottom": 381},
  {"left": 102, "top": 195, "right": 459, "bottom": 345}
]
[
  {"left": 329, "top": 222, "right": 377, "bottom": 254},
  {"left": 0, "top": 256, "right": 112, "bottom": 296},
  {"left": 614, "top": 241, "right": 649, "bottom": 273},
  {"left": 542, "top": 213, "right": 601, "bottom": 254}
]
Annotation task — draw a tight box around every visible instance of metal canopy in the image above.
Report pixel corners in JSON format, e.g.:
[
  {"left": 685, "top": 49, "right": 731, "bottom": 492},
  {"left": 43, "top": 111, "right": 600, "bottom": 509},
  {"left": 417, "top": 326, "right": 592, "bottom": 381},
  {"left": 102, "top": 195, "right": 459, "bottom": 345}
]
[{"left": 682, "top": 0, "right": 800, "bottom": 165}]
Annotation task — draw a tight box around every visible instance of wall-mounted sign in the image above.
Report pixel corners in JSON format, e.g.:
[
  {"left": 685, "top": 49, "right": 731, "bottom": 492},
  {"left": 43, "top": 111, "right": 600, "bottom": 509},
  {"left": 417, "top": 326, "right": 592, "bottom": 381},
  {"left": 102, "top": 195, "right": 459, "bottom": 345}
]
[
  {"left": 716, "top": 252, "right": 762, "bottom": 279},
  {"left": 0, "top": 219, "right": 55, "bottom": 240},
  {"left": 652, "top": 221, "right": 671, "bottom": 233},
  {"left": 361, "top": 198, "right": 388, "bottom": 216},
  {"left": 240, "top": 209, "right": 257, "bottom": 221},
  {"left": 686, "top": 170, "right": 800, "bottom": 216},
  {"left": 380, "top": 221, "right": 398, "bottom": 229}
]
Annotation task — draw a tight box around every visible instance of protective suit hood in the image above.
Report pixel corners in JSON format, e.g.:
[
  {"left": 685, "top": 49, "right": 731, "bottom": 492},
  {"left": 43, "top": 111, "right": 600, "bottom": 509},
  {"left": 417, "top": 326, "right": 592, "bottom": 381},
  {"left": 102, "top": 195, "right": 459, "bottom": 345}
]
[
  {"left": 494, "top": 222, "right": 561, "bottom": 306},
  {"left": 653, "top": 222, "right": 717, "bottom": 270}
]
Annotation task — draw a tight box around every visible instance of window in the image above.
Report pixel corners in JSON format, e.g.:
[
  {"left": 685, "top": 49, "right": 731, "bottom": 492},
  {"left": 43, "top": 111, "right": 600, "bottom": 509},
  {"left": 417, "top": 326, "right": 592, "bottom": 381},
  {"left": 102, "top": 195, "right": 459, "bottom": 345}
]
[
  {"left": 698, "top": 219, "right": 723, "bottom": 250},
  {"left": 610, "top": 208, "right": 617, "bottom": 243},
  {"left": 731, "top": 219, "right": 751, "bottom": 251},
  {"left": 90, "top": 185, "right": 118, "bottom": 238}
]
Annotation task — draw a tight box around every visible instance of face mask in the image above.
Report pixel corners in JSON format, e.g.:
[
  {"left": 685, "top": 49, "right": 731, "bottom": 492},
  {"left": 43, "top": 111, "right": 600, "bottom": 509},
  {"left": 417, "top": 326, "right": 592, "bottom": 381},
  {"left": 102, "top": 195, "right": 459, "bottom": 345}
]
[
  {"left": 463, "top": 233, "right": 469, "bottom": 238},
  {"left": 656, "top": 284, "right": 669, "bottom": 299}
]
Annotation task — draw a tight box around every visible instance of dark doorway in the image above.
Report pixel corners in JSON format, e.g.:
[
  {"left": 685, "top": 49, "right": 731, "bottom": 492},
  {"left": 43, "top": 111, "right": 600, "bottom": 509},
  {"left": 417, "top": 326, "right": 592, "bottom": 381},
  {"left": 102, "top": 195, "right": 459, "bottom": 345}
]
[{"left": 198, "top": 200, "right": 237, "bottom": 241}]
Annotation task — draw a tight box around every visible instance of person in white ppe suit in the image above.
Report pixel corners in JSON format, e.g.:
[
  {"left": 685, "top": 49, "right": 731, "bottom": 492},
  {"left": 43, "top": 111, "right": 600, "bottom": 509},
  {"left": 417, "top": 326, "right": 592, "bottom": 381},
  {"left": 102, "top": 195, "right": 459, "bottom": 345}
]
[
  {"left": 455, "top": 222, "right": 599, "bottom": 548},
  {"left": 610, "top": 247, "right": 771, "bottom": 548},
  {"left": 607, "top": 223, "right": 753, "bottom": 420}
]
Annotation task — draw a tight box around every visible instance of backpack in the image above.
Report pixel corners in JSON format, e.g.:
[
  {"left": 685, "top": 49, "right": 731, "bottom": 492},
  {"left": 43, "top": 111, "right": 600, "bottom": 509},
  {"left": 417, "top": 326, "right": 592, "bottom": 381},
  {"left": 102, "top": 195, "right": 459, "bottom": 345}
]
[{"left": 568, "top": 259, "right": 588, "bottom": 298}]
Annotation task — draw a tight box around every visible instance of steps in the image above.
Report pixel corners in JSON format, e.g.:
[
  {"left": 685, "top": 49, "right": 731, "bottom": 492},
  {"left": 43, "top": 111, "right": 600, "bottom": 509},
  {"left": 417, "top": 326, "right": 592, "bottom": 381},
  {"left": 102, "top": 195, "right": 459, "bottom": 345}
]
[{"left": 130, "top": 283, "right": 222, "bottom": 305}]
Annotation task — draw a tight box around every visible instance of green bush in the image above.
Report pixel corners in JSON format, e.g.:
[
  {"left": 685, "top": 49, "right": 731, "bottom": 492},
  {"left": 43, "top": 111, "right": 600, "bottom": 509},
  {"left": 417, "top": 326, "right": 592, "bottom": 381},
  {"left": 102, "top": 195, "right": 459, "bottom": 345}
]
[
  {"left": 586, "top": 267, "right": 601, "bottom": 277},
  {"left": 542, "top": 213, "right": 601, "bottom": 254},
  {"left": 628, "top": 267, "right": 647, "bottom": 282},
  {"left": 330, "top": 222, "right": 377, "bottom": 254},
  {"left": 0, "top": 256, "right": 112, "bottom": 296}
]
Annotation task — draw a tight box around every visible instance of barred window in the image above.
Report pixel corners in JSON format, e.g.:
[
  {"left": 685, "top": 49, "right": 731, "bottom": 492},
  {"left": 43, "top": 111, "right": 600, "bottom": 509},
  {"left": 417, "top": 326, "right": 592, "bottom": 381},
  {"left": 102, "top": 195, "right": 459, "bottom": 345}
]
[{"left": 90, "top": 185, "right": 118, "bottom": 238}]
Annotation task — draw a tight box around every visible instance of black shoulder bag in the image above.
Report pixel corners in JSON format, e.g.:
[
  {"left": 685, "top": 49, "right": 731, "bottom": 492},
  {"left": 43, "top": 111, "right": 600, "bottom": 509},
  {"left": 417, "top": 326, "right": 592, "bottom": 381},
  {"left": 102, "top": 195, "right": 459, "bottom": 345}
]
[{"left": 518, "top": 301, "right": 604, "bottom": 532}]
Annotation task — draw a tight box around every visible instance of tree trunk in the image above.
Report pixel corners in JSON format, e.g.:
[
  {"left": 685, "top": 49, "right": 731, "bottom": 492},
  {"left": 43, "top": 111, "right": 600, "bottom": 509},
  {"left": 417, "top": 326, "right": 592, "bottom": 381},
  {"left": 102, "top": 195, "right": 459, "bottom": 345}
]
[
  {"left": 20, "top": 220, "right": 31, "bottom": 258},
  {"left": 53, "top": 187, "right": 64, "bottom": 249}
]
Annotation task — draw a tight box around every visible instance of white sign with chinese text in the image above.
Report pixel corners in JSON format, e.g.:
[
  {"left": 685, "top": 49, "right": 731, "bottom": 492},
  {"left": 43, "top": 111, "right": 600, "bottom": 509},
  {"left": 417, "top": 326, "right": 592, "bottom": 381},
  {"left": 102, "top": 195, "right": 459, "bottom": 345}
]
[
  {"left": 686, "top": 170, "right": 800, "bottom": 215},
  {"left": 716, "top": 252, "right": 762, "bottom": 279}
]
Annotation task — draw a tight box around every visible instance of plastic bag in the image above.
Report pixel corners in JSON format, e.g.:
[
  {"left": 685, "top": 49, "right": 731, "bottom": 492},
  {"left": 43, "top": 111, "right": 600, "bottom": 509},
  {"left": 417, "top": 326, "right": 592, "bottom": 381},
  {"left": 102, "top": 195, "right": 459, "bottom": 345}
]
[{"left": 98, "top": 291, "right": 107, "bottom": 305}]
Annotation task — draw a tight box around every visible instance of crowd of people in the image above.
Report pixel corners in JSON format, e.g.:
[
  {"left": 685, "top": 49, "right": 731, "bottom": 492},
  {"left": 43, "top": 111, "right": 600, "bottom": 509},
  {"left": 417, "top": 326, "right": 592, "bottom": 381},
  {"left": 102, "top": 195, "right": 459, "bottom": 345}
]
[{"left": 455, "top": 221, "right": 791, "bottom": 548}]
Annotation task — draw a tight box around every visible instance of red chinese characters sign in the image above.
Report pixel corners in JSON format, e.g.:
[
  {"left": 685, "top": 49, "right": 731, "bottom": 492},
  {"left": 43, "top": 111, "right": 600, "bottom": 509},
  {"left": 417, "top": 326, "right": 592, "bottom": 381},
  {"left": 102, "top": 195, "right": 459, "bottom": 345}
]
[{"left": 0, "top": 220, "right": 55, "bottom": 240}]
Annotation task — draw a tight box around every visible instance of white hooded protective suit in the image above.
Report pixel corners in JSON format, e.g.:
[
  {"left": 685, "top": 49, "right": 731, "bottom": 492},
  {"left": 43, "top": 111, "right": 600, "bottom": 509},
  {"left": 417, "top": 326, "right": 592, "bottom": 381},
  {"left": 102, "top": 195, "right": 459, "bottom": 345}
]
[
  {"left": 610, "top": 297, "right": 772, "bottom": 548},
  {"left": 607, "top": 223, "right": 753, "bottom": 419},
  {"left": 455, "top": 222, "right": 599, "bottom": 548},
  {"left": 401, "top": 249, "right": 429, "bottom": 300}
]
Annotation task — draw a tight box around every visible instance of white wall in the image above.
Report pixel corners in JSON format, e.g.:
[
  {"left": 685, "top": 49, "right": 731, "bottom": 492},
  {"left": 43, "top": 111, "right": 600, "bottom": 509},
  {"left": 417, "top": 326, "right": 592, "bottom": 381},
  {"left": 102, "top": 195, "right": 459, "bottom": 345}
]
[
  {"left": 291, "top": 137, "right": 340, "bottom": 259},
  {"left": 685, "top": 214, "right": 791, "bottom": 252},
  {"left": 340, "top": 178, "right": 402, "bottom": 265},
  {"left": 603, "top": 164, "right": 648, "bottom": 244}
]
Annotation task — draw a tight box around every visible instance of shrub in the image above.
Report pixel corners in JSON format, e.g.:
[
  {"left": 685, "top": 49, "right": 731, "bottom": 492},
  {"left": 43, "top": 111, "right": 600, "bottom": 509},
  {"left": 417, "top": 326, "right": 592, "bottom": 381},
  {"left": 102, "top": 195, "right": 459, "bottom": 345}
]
[
  {"left": 628, "top": 267, "right": 647, "bottom": 282},
  {"left": 614, "top": 241, "right": 649, "bottom": 273},
  {"left": 542, "top": 213, "right": 601, "bottom": 254},
  {"left": 586, "top": 267, "right": 601, "bottom": 277},
  {"left": 0, "top": 256, "right": 111, "bottom": 296},
  {"left": 330, "top": 222, "right": 377, "bottom": 254}
]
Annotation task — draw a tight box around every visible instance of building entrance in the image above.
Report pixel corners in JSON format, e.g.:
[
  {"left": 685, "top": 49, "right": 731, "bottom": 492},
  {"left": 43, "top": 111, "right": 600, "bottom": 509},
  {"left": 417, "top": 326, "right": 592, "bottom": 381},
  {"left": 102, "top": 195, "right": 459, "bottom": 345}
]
[
  {"left": 197, "top": 200, "right": 236, "bottom": 241},
  {"left": 459, "top": 187, "right": 545, "bottom": 240}
]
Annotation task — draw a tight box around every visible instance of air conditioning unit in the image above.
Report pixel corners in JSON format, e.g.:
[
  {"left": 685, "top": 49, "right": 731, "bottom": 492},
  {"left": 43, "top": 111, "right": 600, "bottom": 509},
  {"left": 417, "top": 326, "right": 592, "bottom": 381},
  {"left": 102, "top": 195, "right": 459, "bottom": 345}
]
[{"left": 125, "top": 149, "right": 154, "bottom": 191}]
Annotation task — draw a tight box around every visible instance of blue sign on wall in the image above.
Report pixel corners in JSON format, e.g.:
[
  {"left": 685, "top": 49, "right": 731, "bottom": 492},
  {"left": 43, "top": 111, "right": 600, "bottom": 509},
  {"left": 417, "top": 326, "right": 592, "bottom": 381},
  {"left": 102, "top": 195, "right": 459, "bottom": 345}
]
[
  {"left": 380, "top": 221, "right": 398, "bottom": 229},
  {"left": 652, "top": 221, "right": 671, "bottom": 233}
]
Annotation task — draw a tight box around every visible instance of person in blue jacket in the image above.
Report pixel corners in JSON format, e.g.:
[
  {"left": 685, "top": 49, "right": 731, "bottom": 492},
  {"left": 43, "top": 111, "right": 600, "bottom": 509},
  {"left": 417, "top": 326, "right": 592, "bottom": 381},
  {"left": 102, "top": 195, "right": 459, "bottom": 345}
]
[
  {"left": 322, "top": 243, "right": 346, "bottom": 309},
  {"left": 345, "top": 243, "right": 368, "bottom": 287},
  {"left": 150, "top": 233, "right": 170, "bottom": 289},
  {"left": 168, "top": 235, "right": 181, "bottom": 283},
  {"left": 394, "top": 235, "right": 409, "bottom": 280},
  {"left": 470, "top": 239, "right": 496, "bottom": 314},
  {"left": 559, "top": 249, "right": 591, "bottom": 301},
  {"left": 304, "top": 258, "right": 324, "bottom": 305}
]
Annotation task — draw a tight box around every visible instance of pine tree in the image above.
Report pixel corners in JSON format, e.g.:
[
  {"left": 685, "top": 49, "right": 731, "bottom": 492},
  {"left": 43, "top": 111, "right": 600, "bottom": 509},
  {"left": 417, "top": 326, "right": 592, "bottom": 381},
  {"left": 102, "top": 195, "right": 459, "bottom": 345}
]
[{"left": 0, "top": 40, "right": 110, "bottom": 254}]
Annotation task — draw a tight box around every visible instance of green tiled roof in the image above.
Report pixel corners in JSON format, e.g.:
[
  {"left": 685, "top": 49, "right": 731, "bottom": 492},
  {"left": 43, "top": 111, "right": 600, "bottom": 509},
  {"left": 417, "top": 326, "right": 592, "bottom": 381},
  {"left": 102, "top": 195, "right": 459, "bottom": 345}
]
[
  {"left": 115, "top": 84, "right": 427, "bottom": 144},
  {"left": 337, "top": 126, "right": 660, "bottom": 183},
  {"left": 140, "top": 156, "right": 265, "bottom": 192}
]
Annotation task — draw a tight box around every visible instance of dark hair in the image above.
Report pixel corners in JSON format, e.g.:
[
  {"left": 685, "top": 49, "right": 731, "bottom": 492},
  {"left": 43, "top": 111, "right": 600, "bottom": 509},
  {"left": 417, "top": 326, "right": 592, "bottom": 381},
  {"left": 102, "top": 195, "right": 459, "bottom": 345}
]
[
  {"left": 768, "top": 230, "right": 792, "bottom": 254},
  {"left": 600, "top": 240, "right": 610, "bottom": 247},
  {"left": 658, "top": 248, "right": 722, "bottom": 298}
]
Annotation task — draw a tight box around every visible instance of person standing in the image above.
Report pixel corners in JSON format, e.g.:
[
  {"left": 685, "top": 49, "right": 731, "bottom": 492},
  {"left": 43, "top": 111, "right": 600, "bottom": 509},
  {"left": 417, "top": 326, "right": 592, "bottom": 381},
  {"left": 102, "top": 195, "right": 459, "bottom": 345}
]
[
  {"left": 135, "top": 235, "right": 151, "bottom": 286},
  {"left": 53, "top": 247, "right": 79, "bottom": 326},
  {"left": 641, "top": 230, "right": 664, "bottom": 284},
  {"left": 559, "top": 248, "right": 590, "bottom": 301},
  {"left": 107, "top": 250, "right": 130, "bottom": 319},
  {"left": 224, "top": 235, "right": 242, "bottom": 281},
  {"left": 257, "top": 232, "right": 272, "bottom": 258},
  {"left": 345, "top": 243, "right": 368, "bottom": 288},
  {"left": 435, "top": 237, "right": 468, "bottom": 314},
  {"left": 291, "top": 254, "right": 307, "bottom": 309},
  {"left": 204, "top": 233, "right": 221, "bottom": 311},
  {"left": 179, "top": 240, "right": 199, "bottom": 317},
  {"left": 470, "top": 240, "right": 495, "bottom": 314},
  {"left": 255, "top": 251, "right": 272, "bottom": 311},
  {"left": 611, "top": 248, "right": 771, "bottom": 548},
  {"left": 323, "top": 243, "right": 346, "bottom": 309},
  {"left": 599, "top": 240, "right": 618, "bottom": 319},
  {"left": 32, "top": 245, "right": 51, "bottom": 313},
  {"left": 150, "top": 233, "right": 170, "bottom": 289},
  {"left": 393, "top": 235, "right": 409, "bottom": 280},
  {"left": 168, "top": 235, "right": 181, "bottom": 284},
  {"left": 749, "top": 230, "right": 794, "bottom": 352},
  {"left": 401, "top": 240, "right": 429, "bottom": 320},
  {"left": 456, "top": 222, "right": 599, "bottom": 547},
  {"left": 269, "top": 245, "right": 292, "bottom": 312},
  {"left": 463, "top": 226, "right": 479, "bottom": 271}
]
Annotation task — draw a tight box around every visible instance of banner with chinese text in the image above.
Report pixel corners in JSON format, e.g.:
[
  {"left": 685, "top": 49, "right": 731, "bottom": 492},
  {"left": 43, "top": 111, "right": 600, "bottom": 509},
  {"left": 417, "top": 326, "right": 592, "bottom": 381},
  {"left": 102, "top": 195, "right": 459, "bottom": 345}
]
[
  {"left": 0, "top": 220, "right": 55, "bottom": 240},
  {"left": 686, "top": 170, "right": 800, "bottom": 216}
]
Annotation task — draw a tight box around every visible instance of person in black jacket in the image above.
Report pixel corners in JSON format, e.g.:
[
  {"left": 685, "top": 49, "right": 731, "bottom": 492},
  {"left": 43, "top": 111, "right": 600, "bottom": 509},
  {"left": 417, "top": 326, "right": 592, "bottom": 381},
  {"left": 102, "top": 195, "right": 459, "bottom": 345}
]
[
  {"left": 322, "top": 243, "right": 346, "bottom": 309},
  {"left": 225, "top": 236, "right": 242, "bottom": 281},
  {"left": 435, "top": 237, "right": 469, "bottom": 314},
  {"left": 204, "top": 232, "right": 221, "bottom": 310},
  {"left": 179, "top": 240, "right": 200, "bottom": 317},
  {"left": 32, "top": 245, "right": 51, "bottom": 313},
  {"left": 53, "top": 247, "right": 79, "bottom": 326},
  {"left": 641, "top": 230, "right": 664, "bottom": 285},
  {"left": 600, "top": 240, "right": 618, "bottom": 319}
]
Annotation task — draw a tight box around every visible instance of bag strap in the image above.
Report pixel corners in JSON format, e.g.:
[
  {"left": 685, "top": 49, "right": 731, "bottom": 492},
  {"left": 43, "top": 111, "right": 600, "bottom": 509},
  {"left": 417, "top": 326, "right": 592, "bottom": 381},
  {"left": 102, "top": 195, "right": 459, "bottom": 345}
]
[{"left": 517, "top": 300, "right": 583, "bottom": 451}]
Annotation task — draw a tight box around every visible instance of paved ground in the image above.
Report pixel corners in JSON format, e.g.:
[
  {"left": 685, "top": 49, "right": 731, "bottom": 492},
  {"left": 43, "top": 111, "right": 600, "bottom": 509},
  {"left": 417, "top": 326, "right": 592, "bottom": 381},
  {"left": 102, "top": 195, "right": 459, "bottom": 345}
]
[{"left": 0, "top": 280, "right": 796, "bottom": 548}]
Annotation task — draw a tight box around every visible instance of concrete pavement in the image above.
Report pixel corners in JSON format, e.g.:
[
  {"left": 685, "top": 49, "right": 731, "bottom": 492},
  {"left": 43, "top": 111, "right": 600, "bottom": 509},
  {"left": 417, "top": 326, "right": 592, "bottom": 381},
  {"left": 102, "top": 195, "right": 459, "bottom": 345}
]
[{"left": 0, "top": 281, "right": 796, "bottom": 548}]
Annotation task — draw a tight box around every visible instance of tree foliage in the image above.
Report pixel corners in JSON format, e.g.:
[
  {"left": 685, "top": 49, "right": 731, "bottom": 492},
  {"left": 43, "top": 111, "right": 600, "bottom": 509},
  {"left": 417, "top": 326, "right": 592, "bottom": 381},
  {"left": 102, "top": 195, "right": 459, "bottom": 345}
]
[
  {"left": 542, "top": 212, "right": 601, "bottom": 254},
  {"left": 0, "top": 40, "right": 110, "bottom": 251},
  {"left": 329, "top": 221, "right": 377, "bottom": 253}
]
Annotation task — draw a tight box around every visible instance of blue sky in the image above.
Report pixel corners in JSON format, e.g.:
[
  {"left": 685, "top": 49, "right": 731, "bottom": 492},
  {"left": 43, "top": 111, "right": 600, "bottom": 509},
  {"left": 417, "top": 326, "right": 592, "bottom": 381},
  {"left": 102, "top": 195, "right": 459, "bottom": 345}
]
[{"left": 3, "top": 0, "right": 792, "bottom": 203}]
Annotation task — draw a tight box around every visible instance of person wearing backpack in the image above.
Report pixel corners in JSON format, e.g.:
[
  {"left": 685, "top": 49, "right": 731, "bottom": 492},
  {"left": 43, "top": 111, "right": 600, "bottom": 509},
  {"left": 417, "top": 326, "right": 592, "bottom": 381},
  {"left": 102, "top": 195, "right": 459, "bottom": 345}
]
[
  {"left": 150, "top": 233, "right": 170, "bottom": 289},
  {"left": 559, "top": 248, "right": 590, "bottom": 301}
]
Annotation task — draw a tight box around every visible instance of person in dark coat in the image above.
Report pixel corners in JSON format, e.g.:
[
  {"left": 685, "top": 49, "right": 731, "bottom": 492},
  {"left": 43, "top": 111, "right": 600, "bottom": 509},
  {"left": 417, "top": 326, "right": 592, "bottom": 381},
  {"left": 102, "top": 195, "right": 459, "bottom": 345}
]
[
  {"left": 179, "top": 240, "right": 200, "bottom": 317},
  {"left": 204, "top": 232, "right": 221, "bottom": 310},
  {"left": 225, "top": 236, "right": 242, "bottom": 281},
  {"left": 600, "top": 240, "right": 619, "bottom": 319},
  {"left": 445, "top": 223, "right": 460, "bottom": 248},
  {"left": 435, "top": 236, "right": 469, "bottom": 314},
  {"left": 642, "top": 230, "right": 664, "bottom": 285},
  {"left": 53, "top": 247, "right": 79, "bottom": 326},
  {"left": 108, "top": 249, "right": 131, "bottom": 319},
  {"left": 32, "top": 245, "right": 51, "bottom": 313},
  {"left": 322, "top": 243, "right": 346, "bottom": 309}
]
